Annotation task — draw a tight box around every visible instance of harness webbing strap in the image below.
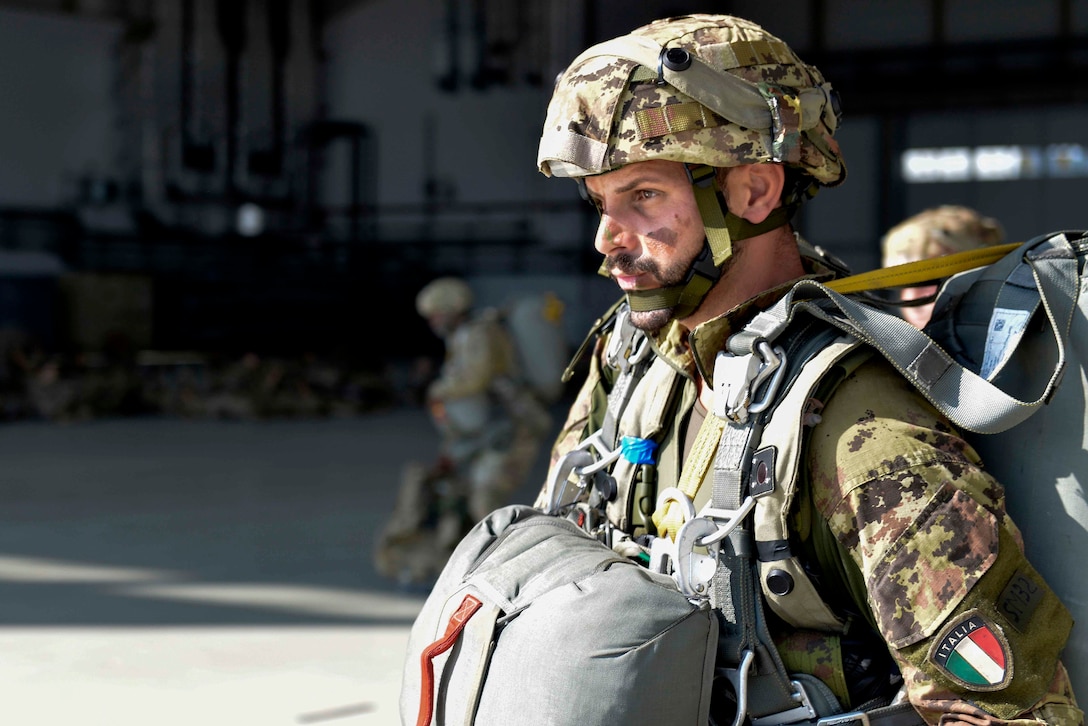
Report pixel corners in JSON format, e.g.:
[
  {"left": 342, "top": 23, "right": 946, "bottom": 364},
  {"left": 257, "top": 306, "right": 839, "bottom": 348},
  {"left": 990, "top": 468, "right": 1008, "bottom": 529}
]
[
  {"left": 601, "top": 308, "right": 652, "bottom": 447},
  {"left": 825, "top": 242, "right": 1023, "bottom": 293},
  {"left": 652, "top": 408, "right": 724, "bottom": 540},
  {"left": 711, "top": 417, "right": 799, "bottom": 718}
]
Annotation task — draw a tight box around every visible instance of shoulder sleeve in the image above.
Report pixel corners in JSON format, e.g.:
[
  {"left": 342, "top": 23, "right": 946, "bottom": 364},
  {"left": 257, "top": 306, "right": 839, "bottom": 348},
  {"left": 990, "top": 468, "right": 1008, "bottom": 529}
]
[
  {"left": 807, "top": 356, "right": 1083, "bottom": 725},
  {"left": 531, "top": 330, "right": 609, "bottom": 511}
]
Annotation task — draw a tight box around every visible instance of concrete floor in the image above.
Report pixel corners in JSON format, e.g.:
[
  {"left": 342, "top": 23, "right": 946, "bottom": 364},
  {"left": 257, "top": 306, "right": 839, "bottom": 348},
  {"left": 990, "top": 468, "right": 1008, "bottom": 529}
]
[{"left": 0, "top": 406, "right": 554, "bottom": 725}]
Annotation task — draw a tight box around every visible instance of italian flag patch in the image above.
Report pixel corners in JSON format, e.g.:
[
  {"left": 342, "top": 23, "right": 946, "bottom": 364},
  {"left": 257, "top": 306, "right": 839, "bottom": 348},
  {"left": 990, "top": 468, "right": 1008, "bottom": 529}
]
[{"left": 930, "top": 612, "right": 1011, "bottom": 691}]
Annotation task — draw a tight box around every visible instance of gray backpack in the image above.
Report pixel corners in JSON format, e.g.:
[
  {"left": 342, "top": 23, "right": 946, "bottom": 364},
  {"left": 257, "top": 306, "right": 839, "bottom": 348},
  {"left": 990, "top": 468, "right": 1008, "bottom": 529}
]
[{"left": 399, "top": 504, "right": 717, "bottom": 726}]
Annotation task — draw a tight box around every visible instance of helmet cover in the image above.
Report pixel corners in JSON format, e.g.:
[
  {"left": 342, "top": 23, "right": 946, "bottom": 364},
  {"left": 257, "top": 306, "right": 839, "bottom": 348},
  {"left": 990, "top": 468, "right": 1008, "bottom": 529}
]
[
  {"left": 416, "top": 277, "right": 474, "bottom": 317},
  {"left": 537, "top": 14, "right": 846, "bottom": 188},
  {"left": 881, "top": 205, "right": 1005, "bottom": 267}
]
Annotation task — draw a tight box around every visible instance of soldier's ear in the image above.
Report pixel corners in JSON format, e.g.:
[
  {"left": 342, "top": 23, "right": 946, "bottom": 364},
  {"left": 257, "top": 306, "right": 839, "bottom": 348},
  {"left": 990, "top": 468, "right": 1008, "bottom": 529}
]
[{"left": 723, "top": 164, "right": 785, "bottom": 224}]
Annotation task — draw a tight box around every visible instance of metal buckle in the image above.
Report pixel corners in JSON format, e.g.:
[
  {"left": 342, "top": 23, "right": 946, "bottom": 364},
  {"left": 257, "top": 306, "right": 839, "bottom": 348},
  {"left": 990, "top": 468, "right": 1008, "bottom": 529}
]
[
  {"left": 543, "top": 430, "right": 622, "bottom": 514},
  {"left": 722, "top": 649, "right": 755, "bottom": 726},
  {"left": 712, "top": 342, "right": 786, "bottom": 423},
  {"left": 605, "top": 307, "right": 651, "bottom": 373},
  {"left": 750, "top": 680, "right": 817, "bottom": 726},
  {"left": 817, "top": 713, "right": 871, "bottom": 726},
  {"left": 650, "top": 493, "right": 757, "bottom": 598}
]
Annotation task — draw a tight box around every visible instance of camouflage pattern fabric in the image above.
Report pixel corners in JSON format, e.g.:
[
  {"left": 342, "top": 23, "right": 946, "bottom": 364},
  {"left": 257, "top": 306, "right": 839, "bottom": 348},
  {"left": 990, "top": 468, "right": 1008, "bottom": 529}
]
[
  {"left": 882, "top": 205, "right": 1005, "bottom": 268},
  {"left": 537, "top": 256, "right": 1083, "bottom": 724},
  {"left": 537, "top": 14, "right": 845, "bottom": 187},
  {"left": 381, "top": 308, "right": 552, "bottom": 585},
  {"left": 808, "top": 355, "right": 1081, "bottom": 724}
]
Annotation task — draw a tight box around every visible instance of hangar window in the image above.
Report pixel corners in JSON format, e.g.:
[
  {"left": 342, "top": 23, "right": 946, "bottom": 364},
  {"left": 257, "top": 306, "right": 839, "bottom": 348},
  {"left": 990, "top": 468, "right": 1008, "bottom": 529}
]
[{"left": 902, "top": 144, "right": 1086, "bottom": 182}]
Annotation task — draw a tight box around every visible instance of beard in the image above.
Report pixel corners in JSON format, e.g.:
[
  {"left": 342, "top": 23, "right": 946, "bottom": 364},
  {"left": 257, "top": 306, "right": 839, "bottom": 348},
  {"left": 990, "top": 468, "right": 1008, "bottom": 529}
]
[{"left": 606, "top": 245, "right": 710, "bottom": 332}]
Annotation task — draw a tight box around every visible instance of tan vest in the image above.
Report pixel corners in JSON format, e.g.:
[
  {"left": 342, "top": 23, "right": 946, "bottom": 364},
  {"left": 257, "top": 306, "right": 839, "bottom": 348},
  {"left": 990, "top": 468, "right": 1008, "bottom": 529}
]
[{"left": 601, "top": 329, "right": 870, "bottom": 633}]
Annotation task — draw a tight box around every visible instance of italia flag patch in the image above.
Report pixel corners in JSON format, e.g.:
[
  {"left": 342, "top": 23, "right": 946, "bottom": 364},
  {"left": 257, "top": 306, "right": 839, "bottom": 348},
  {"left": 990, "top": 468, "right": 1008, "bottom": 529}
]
[{"left": 930, "top": 611, "right": 1012, "bottom": 691}]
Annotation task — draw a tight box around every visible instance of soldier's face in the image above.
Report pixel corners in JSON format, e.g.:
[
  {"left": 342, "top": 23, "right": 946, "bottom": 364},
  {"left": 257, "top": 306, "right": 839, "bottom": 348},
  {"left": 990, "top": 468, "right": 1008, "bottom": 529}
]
[
  {"left": 583, "top": 160, "right": 706, "bottom": 330},
  {"left": 425, "top": 312, "right": 458, "bottom": 339}
]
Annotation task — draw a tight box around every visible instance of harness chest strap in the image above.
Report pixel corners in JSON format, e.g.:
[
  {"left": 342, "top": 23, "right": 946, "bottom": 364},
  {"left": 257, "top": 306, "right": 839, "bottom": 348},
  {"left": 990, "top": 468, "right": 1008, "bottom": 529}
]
[
  {"left": 606, "top": 354, "right": 688, "bottom": 532},
  {"left": 692, "top": 330, "right": 870, "bottom": 721}
]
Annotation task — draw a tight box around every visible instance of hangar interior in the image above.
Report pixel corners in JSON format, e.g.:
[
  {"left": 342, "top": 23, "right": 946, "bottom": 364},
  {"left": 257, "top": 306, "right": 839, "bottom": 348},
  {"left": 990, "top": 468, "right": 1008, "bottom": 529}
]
[
  {"left": 0, "top": 0, "right": 1086, "bottom": 394},
  {"left": 0, "top": 2, "right": 1086, "bottom": 725}
]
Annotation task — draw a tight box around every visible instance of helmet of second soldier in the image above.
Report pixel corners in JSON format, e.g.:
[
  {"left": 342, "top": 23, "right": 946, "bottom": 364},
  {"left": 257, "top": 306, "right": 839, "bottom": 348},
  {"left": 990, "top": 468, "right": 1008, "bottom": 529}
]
[
  {"left": 537, "top": 14, "right": 846, "bottom": 193},
  {"left": 881, "top": 205, "right": 1005, "bottom": 268},
  {"left": 416, "top": 277, "right": 474, "bottom": 318}
]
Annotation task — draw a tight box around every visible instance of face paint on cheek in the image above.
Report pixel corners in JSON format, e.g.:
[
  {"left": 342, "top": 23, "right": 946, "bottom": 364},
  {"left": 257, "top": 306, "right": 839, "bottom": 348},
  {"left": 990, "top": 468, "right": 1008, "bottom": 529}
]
[{"left": 645, "top": 226, "right": 679, "bottom": 247}]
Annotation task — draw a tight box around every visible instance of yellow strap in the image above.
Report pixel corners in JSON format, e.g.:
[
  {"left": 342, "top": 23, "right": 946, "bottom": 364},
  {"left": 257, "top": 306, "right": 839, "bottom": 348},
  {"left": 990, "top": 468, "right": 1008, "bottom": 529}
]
[
  {"left": 652, "top": 411, "right": 725, "bottom": 541},
  {"left": 825, "top": 242, "right": 1023, "bottom": 294}
]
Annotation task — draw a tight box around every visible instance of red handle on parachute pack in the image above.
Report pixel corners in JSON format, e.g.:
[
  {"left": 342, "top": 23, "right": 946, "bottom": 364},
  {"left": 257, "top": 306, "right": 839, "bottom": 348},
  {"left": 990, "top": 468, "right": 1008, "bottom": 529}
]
[{"left": 416, "top": 594, "right": 483, "bottom": 726}]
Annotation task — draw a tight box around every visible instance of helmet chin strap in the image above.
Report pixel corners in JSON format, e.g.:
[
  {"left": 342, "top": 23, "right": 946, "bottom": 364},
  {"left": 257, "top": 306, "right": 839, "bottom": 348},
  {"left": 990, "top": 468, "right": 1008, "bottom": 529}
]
[{"left": 610, "top": 164, "right": 796, "bottom": 318}]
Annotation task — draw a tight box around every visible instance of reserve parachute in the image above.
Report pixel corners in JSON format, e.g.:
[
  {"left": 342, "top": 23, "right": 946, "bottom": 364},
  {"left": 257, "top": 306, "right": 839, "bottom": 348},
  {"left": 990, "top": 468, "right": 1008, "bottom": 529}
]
[{"left": 501, "top": 290, "right": 569, "bottom": 404}]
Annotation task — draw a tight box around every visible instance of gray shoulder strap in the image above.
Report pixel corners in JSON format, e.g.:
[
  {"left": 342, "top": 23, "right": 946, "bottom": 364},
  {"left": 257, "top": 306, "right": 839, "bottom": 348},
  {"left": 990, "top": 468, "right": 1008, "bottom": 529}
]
[{"left": 737, "top": 231, "right": 1082, "bottom": 435}]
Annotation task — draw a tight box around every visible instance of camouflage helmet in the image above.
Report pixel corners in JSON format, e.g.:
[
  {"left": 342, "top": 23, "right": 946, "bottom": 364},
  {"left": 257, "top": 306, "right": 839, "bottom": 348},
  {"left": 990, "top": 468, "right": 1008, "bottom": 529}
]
[
  {"left": 416, "top": 277, "right": 473, "bottom": 317},
  {"left": 537, "top": 14, "right": 846, "bottom": 189},
  {"left": 537, "top": 15, "right": 846, "bottom": 321},
  {"left": 881, "top": 205, "right": 1005, "bottom": 268}
]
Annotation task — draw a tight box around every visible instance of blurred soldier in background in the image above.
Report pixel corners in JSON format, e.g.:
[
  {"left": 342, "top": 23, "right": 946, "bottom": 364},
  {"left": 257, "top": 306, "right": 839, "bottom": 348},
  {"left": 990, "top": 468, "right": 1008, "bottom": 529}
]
[
  {"left": 374, "top": 276, "right": 554, "bottom": 585},
  {"left": 881, "top": 205, "right": 1005, "bottom": 327}
]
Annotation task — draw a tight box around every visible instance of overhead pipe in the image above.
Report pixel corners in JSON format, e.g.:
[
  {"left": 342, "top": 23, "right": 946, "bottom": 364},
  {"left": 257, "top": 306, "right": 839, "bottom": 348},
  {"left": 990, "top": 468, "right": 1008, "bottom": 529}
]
[
  {"left": 249, "top": 0, "right": 290, "bottom": 177},
  {"left": 215, "top": 0, "right": 247, "bottom": 197},
  {"left": 436, "top": 0, "right": 459, "bottom": 91},
  {"left": 181, "top": 0, "right": 215, "bottom": 172}
]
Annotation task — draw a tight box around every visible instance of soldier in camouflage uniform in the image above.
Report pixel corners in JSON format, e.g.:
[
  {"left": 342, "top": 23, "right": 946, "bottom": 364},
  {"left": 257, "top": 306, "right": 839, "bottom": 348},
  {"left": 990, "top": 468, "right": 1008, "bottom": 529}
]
[
  {"left": 375, "top": 277, "right": 552, "bottom": 584},
  {"left": 533, "top": 14, "right": 1081, "bottom": 726},
  {"left": 882, "top": 205, "right": 1005, "bottom": 327}
]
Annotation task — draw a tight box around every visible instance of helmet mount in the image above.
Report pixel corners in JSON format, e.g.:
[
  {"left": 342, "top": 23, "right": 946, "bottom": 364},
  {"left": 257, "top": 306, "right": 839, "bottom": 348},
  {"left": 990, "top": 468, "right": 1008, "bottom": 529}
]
[{"left": 540, "top": 14, "right": 846, "bottom": 323}]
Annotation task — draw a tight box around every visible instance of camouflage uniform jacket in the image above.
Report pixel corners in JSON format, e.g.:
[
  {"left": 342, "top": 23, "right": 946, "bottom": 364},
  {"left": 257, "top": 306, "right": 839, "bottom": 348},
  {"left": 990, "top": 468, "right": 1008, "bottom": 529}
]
[
  {"left": 430, "top": 308, "right": 551, "bottom": 459},
  {"left": 536, "top": 276, "right": 1082, "bottom": 726},
  {"left": 428, "top": 308, "right": 519, "bottom": 404}
]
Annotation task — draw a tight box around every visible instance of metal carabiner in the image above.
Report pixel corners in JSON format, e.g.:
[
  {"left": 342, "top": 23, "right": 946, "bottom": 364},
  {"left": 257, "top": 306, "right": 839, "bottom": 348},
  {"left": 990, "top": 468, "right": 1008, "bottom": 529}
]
[
  {"left": 647, "top": 487, "right": 696, "bottom": 574},
  {"left": 697, "top": 496, "right": 757, "bottom": 548},
  {"left": 543, "top": 430, "right": 623, "bottom": 514},
  {"left": 721, "top": 649, "right": 755, "bottom": 726},
  {"left": 712, "top": 342, "right": 787, "bottom": 423},
  {"left": 573, "top": 429, "right": 623, "bottom": 477},
  {"left": 543, "top": 448, "right": 595, "bottom": 514},
  {"left": 605, "top": 307, "right": 652, "bottom": 373},
  {"left": 747, "top": 342, "right": 787, "bottom": 416},
  {"left": 674, "top": 516, "right": 720, "bottom": 598}
]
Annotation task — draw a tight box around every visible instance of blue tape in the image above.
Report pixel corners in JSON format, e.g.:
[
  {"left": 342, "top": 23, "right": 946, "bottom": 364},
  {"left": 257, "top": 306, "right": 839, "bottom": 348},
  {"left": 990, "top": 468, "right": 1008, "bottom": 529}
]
[{"left": 621, "top": 436, "right": 658, "bottom": 465}]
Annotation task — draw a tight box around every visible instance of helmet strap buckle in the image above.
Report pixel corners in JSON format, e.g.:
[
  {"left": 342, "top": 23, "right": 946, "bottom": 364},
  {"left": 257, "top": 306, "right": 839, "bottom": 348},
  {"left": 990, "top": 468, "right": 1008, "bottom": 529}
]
[{"left": 685, "top": 163, "right": 717, "bottom": 189}]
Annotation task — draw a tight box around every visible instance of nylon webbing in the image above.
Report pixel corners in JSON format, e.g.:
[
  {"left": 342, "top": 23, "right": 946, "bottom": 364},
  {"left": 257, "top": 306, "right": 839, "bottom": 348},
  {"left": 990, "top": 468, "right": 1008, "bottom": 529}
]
[
  {"left": 691, "top": 172, "right": 733, "bottom": 268},
  {"left": 652, "top": 408, "right": 724, "bottom": 540},
  {"left": 826, "top": 242, "right": 1023, "bottom": 293},
  {"left": 601, "top": 309, "right": 651, "bottom": 447},
  {"left": 710, "top": 374, "right": 802, "bottom": 718}
]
